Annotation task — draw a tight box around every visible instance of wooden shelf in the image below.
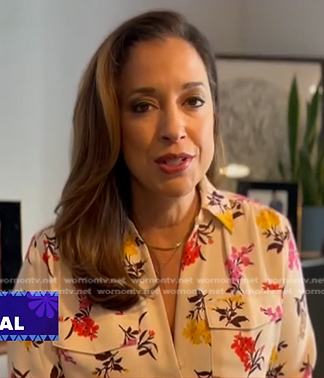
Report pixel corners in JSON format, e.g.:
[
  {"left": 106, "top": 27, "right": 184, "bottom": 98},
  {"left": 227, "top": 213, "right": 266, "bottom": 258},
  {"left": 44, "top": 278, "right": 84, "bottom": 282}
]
[{"left": 302, "top": 256, "right": 324, "bottom": 268}]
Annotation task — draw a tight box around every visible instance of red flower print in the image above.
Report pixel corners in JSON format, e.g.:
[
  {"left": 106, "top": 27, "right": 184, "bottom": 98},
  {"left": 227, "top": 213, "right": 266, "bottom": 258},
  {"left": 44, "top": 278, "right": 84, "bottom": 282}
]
[
  {"left": 262, "top": 281, "right": 282, "bottom": 291},
  {"left": 262, "top": 281, "right": 284, "bottom": 299},
  {"left": 42, "top": 251, "right": 50, "bottom": 263},
  {"left": 232, "top": 333, "right": 256, "bottom": 371},
  {"left": 187, "top": 231, "right": 198, "bottom": 250},
  {"left": 149, "top": 329, "right": 155, "bottom": 337},
  {"left": 71, "top": 318, "right": 81, "bottom": 332},
  {"left": 193, "top": 245, "right": 200, "bottom": 258},
  {"left": 71, "top": 316, "right": 99, "bottom": 341},
  {"left": 231, "top": 331, "right": 265, "bottom": 376},
  {"left": 181, "top": 221, "right": 215, "bottom": 270},
  {"left": 182, "top": 232, "right": 201, "bottom": 269}
]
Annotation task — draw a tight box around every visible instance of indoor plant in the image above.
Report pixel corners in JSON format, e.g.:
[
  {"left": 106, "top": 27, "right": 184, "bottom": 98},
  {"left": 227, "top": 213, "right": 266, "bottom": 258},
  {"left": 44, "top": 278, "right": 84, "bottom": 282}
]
[{"left": 283, "top": 77, "right": 324, "bottom": 254}]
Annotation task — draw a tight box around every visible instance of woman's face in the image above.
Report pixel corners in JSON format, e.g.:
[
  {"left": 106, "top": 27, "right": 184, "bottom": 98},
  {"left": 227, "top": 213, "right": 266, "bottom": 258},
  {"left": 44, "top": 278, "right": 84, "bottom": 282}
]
[{"left": 119, "top": 37, "right": 215, "bottom": 198}]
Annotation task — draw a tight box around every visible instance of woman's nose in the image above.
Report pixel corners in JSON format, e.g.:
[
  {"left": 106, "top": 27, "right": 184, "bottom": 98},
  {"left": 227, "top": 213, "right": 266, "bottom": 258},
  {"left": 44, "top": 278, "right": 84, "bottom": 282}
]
[{"left": 159, "top": 107, "right": 186, "bottom": 143}]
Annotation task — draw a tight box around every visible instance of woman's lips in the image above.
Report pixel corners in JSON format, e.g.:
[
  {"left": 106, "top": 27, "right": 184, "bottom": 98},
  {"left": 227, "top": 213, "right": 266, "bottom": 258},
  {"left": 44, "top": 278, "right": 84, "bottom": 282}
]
[{"left": 154, "top": 155, "right": 194, "bottom": 174}]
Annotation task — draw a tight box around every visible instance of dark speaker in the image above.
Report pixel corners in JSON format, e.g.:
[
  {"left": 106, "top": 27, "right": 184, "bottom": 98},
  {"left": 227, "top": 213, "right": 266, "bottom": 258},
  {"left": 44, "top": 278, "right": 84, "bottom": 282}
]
[{"left": 0, "top": 201, "right": 22, "bottom": 291}]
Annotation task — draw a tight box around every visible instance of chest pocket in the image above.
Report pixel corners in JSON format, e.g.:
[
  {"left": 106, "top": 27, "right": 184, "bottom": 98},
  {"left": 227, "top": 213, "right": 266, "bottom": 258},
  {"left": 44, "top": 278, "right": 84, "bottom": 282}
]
[
  {"left": 52, "top": 307, "right": 145, "bottom": 377},
  {"left": 206, "top": 292, "right": 283, "bottom": 378}
]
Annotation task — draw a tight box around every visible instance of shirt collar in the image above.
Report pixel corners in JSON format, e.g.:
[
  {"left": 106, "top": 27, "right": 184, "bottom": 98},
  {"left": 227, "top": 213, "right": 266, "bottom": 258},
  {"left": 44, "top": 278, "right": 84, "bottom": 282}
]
[{"left": 198, "top": 176, "right": 234, "bottom": 233}]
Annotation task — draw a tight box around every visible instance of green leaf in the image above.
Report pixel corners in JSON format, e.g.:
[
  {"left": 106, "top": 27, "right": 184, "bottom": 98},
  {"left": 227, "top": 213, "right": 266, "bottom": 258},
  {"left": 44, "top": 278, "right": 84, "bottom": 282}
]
[
  {"left": 288, "top": 77, "right": 300, "bottom": 179},
  {"left": 304, "top": 86, "right": 320, "bottom": 154},
  {"left": 299, "top": 148, "right": 319, "bottom": 205},
  {"left": 317, "top": 150, "right": 324, "bottom": 206}
]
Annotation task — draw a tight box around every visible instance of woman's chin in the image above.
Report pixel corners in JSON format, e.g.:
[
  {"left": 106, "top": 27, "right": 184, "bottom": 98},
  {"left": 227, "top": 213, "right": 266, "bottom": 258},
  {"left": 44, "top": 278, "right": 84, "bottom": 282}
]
[{"left": 156, "top": 177, "right": 197, "bottom": 198}]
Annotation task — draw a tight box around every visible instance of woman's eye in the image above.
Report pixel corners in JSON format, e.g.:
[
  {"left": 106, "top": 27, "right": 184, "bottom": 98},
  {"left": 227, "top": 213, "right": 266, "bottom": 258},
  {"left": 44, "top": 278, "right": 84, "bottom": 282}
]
[
  {"left": 186, "top": 96, "right": 205, "bottom": 108},
  {"left": 132, "top": 102, "right": 153, "bottom": 113}
]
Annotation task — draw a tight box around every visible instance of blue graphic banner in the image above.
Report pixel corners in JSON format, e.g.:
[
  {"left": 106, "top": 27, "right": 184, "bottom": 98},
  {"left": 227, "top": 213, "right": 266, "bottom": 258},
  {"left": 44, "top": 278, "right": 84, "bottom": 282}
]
[{"left": 0, "top": 291, "right": 58, "bottom": 341}]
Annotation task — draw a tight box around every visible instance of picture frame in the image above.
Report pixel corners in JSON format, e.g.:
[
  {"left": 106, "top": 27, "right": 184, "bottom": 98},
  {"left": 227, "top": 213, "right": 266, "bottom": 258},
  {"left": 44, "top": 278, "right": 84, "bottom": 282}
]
[
  {"left": 0, "top": 202, "right": 22, "bottom": 356},
  {"left": 215, "top": 54, "right": 324, "bottom": 182},
  {"left": 236, "top": 181, "right": 301, "bottom": 248},
  {"left": 0, "top": 201, "right": 22, "bottom": 291}
]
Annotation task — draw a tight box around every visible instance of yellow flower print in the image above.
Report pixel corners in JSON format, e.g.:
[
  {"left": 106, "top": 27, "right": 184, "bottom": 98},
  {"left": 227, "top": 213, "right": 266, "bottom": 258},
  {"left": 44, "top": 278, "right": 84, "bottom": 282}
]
[
  {"left": 20, "top": 340, "right": 32, "bottom": 351},
  {"left": 215, "top": 294, "right": 243, "bottom": 305},
  {"left": 199, "top": 320, "right": 211, "bottom": 345},
  {"left": 119, "top": 369, "right": 130, "bottom": 377},
  {"left": 269, "top": 346, "right": 278, "bottom": 365},
  {"left": 183, "top": 319, "right": 211, "bottom": 345},
  {"left": 123, "top": 238, "right": 138, "bottom": 257},
  {"left": 256, "top": 209, "right": 280, "bottom": 231},
  {"left": 228, "top": 295, "right": 243, "bottom": 305},
  {"left": 183, "top": 319, "right": 200, "bottom": 344},
  {"left": 215, "top": 211, "right": 234, "bottom": 232}
]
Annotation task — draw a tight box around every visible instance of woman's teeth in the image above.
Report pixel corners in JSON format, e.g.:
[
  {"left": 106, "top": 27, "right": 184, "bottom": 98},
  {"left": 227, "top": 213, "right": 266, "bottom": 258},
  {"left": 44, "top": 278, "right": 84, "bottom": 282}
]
[{"left": 164, "top": 158, "right": 185, "bottom": 165}]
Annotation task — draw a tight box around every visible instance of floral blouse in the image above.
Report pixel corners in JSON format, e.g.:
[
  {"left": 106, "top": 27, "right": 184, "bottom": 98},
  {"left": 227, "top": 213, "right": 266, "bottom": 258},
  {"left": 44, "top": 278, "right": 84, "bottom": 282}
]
[{"left": 7, "top": 177, "right": 316, "bottom": 378}]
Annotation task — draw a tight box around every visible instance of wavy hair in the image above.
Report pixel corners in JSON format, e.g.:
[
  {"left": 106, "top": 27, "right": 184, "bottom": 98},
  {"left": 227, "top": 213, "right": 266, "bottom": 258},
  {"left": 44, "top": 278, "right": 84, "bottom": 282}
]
[{"left": 54, "top": 10, "right": 220, "bottom": 311}]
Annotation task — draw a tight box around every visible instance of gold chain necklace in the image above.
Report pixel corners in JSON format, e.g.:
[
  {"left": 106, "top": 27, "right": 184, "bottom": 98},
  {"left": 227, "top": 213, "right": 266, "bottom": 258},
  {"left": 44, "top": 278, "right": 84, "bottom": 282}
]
[
  {"left": 145, "top": 239, "right": 185, "bottom": 251},
  {"left": 132, "top": 192, "right": 200, "bottom": 255},
  {"left": 150, "top": 245, "right": 182, "bottom": 280},
  {"left": 134, "top": 210, "right": 199, "bottom": 253}
]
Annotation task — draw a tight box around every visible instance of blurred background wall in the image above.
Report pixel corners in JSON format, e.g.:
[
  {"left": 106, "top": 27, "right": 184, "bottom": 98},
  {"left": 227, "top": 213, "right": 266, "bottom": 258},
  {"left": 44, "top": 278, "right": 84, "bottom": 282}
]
[
  {"left": 1, "top": 1, "right": 324, "bottom": 374},
  {"left": 0, "top": 0, "right": 242, "bottom": 255},
  {"left": 2, "top": 0, "right": 324, "bottom": 255}
]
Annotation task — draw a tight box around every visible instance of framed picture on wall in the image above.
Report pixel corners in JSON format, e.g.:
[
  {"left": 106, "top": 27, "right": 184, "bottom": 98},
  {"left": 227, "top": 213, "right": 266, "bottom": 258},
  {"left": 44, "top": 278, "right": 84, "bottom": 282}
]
[
  {"left": 215, "top": 54, "right": 324, "bottom": 182},
  {"left": 236, "top": 181, "right": 301, "bottom": 248}
]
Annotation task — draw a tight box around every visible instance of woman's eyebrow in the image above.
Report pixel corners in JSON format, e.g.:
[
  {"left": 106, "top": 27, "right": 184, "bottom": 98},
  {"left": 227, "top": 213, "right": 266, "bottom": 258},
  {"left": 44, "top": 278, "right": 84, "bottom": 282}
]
[
  {"left": 128, "top": 87, "right": 156, "bottom": 96},
  {"left": 182, "top": 81, "right": 205, "bottom": 90},
  {"left": 128, "top": 82, "right": 206, "bottom": 97}
]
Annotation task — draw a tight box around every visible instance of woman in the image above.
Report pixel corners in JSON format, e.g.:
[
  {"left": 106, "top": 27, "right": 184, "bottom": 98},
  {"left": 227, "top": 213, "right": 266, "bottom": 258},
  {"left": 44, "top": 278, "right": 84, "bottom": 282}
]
[{"left": 8, "top": 10, "right": 316, "bottom": 378}]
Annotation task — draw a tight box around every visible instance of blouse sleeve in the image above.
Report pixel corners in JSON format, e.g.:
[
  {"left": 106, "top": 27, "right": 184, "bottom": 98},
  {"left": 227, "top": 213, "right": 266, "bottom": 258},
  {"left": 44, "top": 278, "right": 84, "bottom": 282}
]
[
  {"left": 276, "top": 219, "right": 317, "bottom": 377},
  {"left": 7, "top": 233, "right": 64, "bottom": 378}
]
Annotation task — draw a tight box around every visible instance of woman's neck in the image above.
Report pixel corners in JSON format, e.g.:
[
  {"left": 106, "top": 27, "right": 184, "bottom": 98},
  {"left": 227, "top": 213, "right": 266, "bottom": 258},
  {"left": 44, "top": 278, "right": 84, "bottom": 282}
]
[
  {"left": 129, "top": 182, "right": 200, "bottom": 252},
  {"left": 131, "top": 184, "right": 199, "bottom": 231}
]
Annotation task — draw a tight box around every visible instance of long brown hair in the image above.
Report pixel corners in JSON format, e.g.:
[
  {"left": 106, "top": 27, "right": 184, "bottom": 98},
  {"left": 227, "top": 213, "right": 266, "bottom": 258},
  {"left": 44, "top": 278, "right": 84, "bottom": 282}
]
[{"left": 54, "top": 10, "right": 220, "bottom": 311}]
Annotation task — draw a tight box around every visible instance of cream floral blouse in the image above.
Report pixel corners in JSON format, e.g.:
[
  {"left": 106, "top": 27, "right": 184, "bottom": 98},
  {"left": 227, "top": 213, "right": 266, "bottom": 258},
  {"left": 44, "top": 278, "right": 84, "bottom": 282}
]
[{"left": 7, "top": 177, "right": 316, "bottom": 378}]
